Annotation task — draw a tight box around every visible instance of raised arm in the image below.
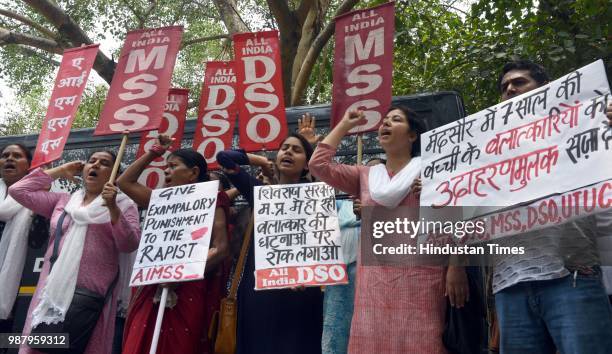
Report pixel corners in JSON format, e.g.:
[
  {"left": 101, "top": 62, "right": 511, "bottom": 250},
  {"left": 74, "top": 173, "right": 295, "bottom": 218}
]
[
  {"left": 216, "top": 149, "right": 265, "bottom": 207},
  {"left": 116, "top": 135, "right": 172, "bottom": 208},
  {"left": 297, "top": 112, "right": 323, "bottom": 146},
  {"left": 205, "top": 200, "right": 230, "bottom": 273},
  {"left": 224, "top": 187, "right": 240, "bottom": 201},
  {"left": 308, "top": 110, "right": 367, "bottom": 197},
  {"left": 8, "top": 167, "right": 70, "bottom": 218},
  {"left": 320, "top": 109, "right": 367, "bottom": 148}
]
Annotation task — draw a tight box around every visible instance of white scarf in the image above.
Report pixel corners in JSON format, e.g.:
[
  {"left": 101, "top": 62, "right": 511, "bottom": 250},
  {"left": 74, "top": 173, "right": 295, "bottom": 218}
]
[
  {"left": 0, "top": 179, "right": 34, "bottom": 319},
  {"left": 368, "top": 157, "right": 421, "bottom": 208},
  {"left": 32, "top": 189, "right": 130, "bottom": 328}
]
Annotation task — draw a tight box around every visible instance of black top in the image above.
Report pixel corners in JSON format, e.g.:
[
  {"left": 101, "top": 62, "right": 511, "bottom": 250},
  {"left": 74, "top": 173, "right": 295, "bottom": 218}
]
[{"left": 217, "top": 149, "right": 323, "bottom": 354}]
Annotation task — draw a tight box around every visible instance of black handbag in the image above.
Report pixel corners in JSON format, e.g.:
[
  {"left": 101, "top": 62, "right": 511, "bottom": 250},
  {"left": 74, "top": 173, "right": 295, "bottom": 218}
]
[{"left": 30, "top": 211, "right": 118, "bottom": 354}]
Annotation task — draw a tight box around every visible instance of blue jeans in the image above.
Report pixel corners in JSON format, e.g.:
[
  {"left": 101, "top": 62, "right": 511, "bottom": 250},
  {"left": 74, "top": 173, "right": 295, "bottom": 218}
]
[
  {"left": 495, "top": 268, "right": 612, "bottom": 354},
  {"left": 321, "top": 262, "right": 357, "bottom": 354}
]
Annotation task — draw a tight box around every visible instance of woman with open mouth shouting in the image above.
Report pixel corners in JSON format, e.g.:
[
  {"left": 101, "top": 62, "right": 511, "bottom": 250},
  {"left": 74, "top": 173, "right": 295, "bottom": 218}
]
[
  {"left": 216, "top": 132, "right": 323, "bottom": 354},
  {"left": 0, "top": 144, "right": 48, "bottom": 330},
  {"left": 117, "top": 135, "right": 230, "bottom": 354},
  {"left": 8, "top": 150, "right": 141, "bottom": 354},
  {"left": 309, "top": 106, "right": 469, "bottom": 354}
]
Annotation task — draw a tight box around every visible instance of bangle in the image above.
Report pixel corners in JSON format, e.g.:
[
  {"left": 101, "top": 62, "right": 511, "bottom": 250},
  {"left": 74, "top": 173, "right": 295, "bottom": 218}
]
[{"left": 150, "top": 144, "right": 167, "bottom": 157}]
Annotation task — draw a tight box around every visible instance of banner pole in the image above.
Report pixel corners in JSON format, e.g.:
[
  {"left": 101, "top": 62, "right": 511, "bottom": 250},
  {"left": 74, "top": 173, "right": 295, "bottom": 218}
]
[
  {"left": 149, "top": 286, "right": 169, "bottom": 354},
  {"left": 357, "top": 134, "right": 363, "bottom": 165},
  {"left": 109, "top": 133, "right": 129, "bottom": 183}
]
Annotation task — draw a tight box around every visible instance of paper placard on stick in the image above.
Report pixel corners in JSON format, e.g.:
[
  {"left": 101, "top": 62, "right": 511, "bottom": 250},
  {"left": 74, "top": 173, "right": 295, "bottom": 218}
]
[
  {"left": 31, "top": 45, "right": 99, "bottom": 169},
  {"left": 193, "top": 61, "right": 238, "bottom": 169},
  {"left": 234, "top": 30, "right": 288, "bottom": 152},
  {"left": 94, "top": 26, "right": 183, "bottom": 136},
  {"left": 330, "top": 2, "right": 395, "bottom": 134},
  {"left": 136, "top": 88, "right": 189, "bottom": 189},
  {"left": 253, "top": 182, "right": 346, "bottom": 290},
  {"left": 421, "top": 59, "right": 612, "bottom": 211},
  {"left": 129, "top": 180, "right": 219, "bottom": 287}
]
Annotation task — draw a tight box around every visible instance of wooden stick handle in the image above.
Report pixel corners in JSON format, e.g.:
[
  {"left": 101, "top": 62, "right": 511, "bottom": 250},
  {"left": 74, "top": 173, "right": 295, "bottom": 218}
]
[
  {"left": 109, "top": 133, "right": 129, "bottom": 183},
  {"left": 357, "top": 134, "right": 363, "bottom": 165}
]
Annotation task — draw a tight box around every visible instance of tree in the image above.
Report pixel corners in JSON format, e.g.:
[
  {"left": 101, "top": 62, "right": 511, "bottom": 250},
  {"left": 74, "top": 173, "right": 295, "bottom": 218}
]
[
  {"left": 391, "top": 0, "right": 610, "bottom": 113},
  {"left": 1, "top": 0, "right": 609, "bottom": 135},
  {"left": 0, "top": 81, "right": 108, "bottom": 135},
  {"left": 0, "top": 0, "right": 360, "bottom": 112}
]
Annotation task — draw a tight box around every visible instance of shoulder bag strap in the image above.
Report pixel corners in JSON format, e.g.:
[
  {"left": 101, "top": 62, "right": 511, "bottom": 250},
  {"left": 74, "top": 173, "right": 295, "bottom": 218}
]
[
  {"left": 49, "top": 209, "right": 117, "bottom": 301},
  {"left": 104, "top": 271, "right": 120, "bottom": 303},
  {"left": 49, "top": 210, "right": 68, "bottom": 269},
  {"left": 228, "top": 215, "right": 254, "bottom": 300}
]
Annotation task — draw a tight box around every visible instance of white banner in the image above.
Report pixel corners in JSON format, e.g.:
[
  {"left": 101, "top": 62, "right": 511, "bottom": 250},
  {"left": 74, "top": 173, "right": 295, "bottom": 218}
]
[
  {"left": 130, "top": 181, "right": 219, "bottom": 286},
  {"left": 253, "top": 182, "right": 346, "bottom": 290},
  {"left": 419, "top": 180, "right": 612, "bottom": 246},
  {"left": 421, "top": 60, "right": 612, "bottom": 210}
]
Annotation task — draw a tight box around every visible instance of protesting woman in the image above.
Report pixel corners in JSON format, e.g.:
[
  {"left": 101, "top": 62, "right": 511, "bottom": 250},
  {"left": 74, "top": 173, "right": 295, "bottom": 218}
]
[
  {"left": 309, "top": 106, "right": 469, "bottom": 354},
  {"left": 0, "top": 144, "right": 48, "bottom": 330},
  {"left": 216, "top": 132, "right": 323, "bottom": 354},
  {"left": 118, "top": 136, "right": 230, "bottom": 354},
  {"left": 321, "top": 158, "right": 384, "bottom": 354},
  {"left": 9, "top": 150, "right": 141, "bottom": 354}
]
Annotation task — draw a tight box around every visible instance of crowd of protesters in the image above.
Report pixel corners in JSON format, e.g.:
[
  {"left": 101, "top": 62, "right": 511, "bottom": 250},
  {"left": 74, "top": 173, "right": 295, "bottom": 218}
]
[{"left": 0, "top": 59, "right": 612, "bottom": 354}]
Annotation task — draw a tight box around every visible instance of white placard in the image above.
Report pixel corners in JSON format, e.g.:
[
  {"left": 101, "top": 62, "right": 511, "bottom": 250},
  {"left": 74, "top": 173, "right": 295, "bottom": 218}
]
[
  {"left": 253, "top": 182, "right": 346, "bottom": 290},
  {"left": 130, "top": 180, "right": 219, "bottom": 286},
  {"left": 421, "top": 60, "right": 611, "bottom": 211}
]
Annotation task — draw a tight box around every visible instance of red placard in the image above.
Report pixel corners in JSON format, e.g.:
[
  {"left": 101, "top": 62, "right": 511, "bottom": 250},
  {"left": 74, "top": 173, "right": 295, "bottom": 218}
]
[
  {"left": 31, "top": 45, "right": 99, "bottom": 169},
  {"left": 193, "top": 61, "right": 238, "bottom": 169},
  {"left": 135, "top": 88, "right": 189, "bottom": 189},
  {"left": 331, "top": 2, "right": 395, "bottom": 134},
  {"left": 234, "top": 30, "right": 288, "bottom": 151},
  {"left": 94, "top": 26, "right": 184, "bottom": 136},
  {"left": 255, "top": 264, "right": 348, "bottom": 290}
]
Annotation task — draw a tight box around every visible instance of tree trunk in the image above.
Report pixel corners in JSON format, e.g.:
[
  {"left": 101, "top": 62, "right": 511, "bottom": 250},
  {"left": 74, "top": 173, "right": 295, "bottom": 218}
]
[
  {"left": 22, "top": 0, "right": 116, "bottom": 83},
  {"left": 213, "top": 0, "right": 250, "bottom": 34},
  {"left": 290, "top": 0, "right": 359, "bottom": 106}
]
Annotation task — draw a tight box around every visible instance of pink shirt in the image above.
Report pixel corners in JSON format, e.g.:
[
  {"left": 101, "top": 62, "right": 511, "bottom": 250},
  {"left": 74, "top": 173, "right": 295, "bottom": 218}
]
[
  {"left": 309, "top": 143, "right": 447, "bottom": 354},
  {"left": 10, "top": 168, "right": 141, "bottom": 354}
]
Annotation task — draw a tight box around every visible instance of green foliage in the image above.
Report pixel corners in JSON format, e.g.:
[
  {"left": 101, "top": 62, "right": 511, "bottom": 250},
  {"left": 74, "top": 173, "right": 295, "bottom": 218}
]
[
  {"left": 393, "top": 0, "right": 611, "bottom": 113},
  {"left": 0, "top": 45, "right": 56, "bottom": 94},
  {"left": 73, "top": 84, "right": 109, "bottom": 128},
  {"left": 0, "top": 84, "right": 47, "bottom": 135},
  {"left": 0, "top": 0, "right": 233, "bottom": 131},
  {"left": 0, "top": 82, "right": 109, "bottom": 135}
]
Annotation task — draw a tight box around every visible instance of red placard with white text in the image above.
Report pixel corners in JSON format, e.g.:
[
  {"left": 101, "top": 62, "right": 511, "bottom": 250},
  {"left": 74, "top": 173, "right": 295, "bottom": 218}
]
[
  {"left": 135, "top": 88, "right": 189, "bottom": 189},
  {"left": 94, "top": 26, "right": 183, "bottom": 136},
  {"left": 331, "top": 2, "right": 395, "bottom": 134},
  {"left": 234, "top": 31, "right": 288, "bottom": 151},
  {"left": 193, "top": 61, "right": 237, "bottom": 169},
  {"left": 31, "top": 45, "right": 99, "bottom": 169}
]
